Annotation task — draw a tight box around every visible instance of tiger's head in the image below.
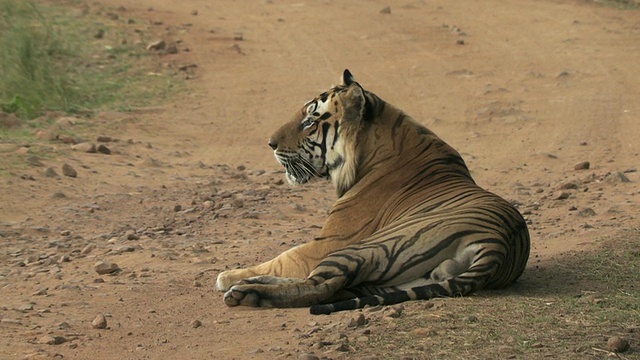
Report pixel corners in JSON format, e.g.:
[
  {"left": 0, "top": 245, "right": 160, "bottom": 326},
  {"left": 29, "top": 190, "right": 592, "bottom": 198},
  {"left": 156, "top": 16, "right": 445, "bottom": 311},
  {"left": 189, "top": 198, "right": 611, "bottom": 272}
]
[{"left": 269, "top": 69, "right": 369, "bottom": 196}]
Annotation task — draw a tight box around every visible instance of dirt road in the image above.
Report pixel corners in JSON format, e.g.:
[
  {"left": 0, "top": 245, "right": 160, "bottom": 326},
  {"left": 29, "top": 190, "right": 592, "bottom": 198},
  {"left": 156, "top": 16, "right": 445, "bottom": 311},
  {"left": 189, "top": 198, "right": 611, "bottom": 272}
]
[{"left": 1, "top": 0, "right": 639, "bottom": 359}]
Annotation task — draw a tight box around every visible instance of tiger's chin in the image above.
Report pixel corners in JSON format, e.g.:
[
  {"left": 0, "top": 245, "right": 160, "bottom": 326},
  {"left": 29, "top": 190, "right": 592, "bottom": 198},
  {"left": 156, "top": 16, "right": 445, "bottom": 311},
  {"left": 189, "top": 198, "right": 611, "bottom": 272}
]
[
  {"left": 284, "top": 170, "right": 329, "bottom": 186},
  {"left": 285, "top": 171, "right": 310, "bottom": 186}
]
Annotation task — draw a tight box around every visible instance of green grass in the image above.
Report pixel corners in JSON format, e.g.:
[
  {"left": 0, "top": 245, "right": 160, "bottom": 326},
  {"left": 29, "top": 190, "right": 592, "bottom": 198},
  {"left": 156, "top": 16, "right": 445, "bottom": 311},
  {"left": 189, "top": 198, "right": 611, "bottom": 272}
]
[{"left": 0, "top": 0, "right": 178, "bottom": 121}]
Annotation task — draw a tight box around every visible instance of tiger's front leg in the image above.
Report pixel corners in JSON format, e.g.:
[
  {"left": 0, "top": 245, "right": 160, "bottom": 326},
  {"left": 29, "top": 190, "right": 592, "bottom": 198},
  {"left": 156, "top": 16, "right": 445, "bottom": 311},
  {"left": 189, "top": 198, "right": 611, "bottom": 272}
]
[{"left": 216, "top": 244, "right": 318, "bottom": 291}]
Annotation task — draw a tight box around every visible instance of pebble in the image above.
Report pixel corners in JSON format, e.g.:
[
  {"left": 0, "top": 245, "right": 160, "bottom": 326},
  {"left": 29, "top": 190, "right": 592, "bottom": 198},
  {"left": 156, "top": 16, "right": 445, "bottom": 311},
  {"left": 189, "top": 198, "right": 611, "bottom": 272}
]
[
  {"left": 578, "top": 208, "right": 596, "bottom": 217},
  {"left": 71, "top": 142, "right": 97, "bottom": 153},
  {"left": 606, "top": 336, "right": 630, "bottom": 353},
  {"left": 553, "top": 190, "right": 570, "bottom": 200},
  {"left": 604, "top": 171, "right": 630, "bottom": 183},
  {"left": 97, "top": 144, "right": 111, "bottom": 154},
  {"left": 44, "top": 167, "right": 59, "bottom": 178},
  {"left": 62, "top": 164, "right": 77, "bottom": 178},
  {"left": 81, "top": 244, "right": 96, "bottom": 255},
  {"left": 146, "top": 39, "right": 166, "bottom": 51},
  {"left": 379, "top": 6, "right": 391, "bottom": 14},
  {"left": 298, "top": 353, "right": 319, "bottom": 360},
  {"left": 57, "top": 321, "right": 71, "bottom": 330},
  {"left": 92, "top": 314, "right": 108, "bottom": 329},
  {"left": 38, "top": 335, "right": 66, "bottom": 345},
  {"left": 32, "top": 287, "right": 48, "bottom": 296},
  {"left": 557, "top": 181, "right": 578, "bottom": 190},
  {"left": 190, "top": 319, "right": 202, "bottom": 328},
  {"left": 574, "top": 161, "right": 590, "bottom": 170},
  {"left": 94, "top": 261, "right": 121, "bottom": 275},
  {"left": 167, "top": 44, "right": 179, "bottom": 54},
  {"left": 384, "top": 304, "right": 404, "bottom": 318}
]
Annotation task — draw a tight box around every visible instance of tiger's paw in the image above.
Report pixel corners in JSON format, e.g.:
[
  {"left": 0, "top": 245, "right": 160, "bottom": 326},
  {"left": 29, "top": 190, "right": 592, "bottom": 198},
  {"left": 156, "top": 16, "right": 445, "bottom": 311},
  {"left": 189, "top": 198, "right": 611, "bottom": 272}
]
[
  {"left": 223, "top": 286, "right": 263, "bottom": 307},
  {"left": 216, "top": 269, "right": 254, "bottom": 291}
]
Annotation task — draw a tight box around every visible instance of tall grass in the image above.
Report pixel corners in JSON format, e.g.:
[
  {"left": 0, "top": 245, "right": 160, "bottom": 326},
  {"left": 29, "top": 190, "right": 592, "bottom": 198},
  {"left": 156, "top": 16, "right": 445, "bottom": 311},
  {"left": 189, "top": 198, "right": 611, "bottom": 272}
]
[
  {"left": 0, "top": 0, "right": 80, "bottom": 119},
  {"left": 0, "top": 0, "right": 178, "bottom": 122}
]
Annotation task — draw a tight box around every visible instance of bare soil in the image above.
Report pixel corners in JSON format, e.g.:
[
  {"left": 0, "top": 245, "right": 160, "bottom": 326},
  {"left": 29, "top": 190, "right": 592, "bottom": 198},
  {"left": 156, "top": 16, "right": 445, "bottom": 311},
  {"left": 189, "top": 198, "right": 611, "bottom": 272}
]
[{"left": 1, "top": 0, "right": 639, "bottom": 359}]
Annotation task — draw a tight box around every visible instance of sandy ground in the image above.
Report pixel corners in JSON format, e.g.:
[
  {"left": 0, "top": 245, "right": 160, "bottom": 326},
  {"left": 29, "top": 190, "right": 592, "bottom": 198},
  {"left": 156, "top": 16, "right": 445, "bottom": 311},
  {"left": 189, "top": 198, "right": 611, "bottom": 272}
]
[{"left": 1, "top": 0, "right": 639, "bottom": 359}]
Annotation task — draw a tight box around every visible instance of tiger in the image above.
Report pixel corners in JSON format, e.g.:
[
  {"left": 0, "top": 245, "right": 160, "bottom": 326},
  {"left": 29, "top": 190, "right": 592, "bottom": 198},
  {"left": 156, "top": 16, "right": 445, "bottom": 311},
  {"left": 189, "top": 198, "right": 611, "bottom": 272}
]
[{"left": 216, "top": 69, "right": 530, "bottom": 315}]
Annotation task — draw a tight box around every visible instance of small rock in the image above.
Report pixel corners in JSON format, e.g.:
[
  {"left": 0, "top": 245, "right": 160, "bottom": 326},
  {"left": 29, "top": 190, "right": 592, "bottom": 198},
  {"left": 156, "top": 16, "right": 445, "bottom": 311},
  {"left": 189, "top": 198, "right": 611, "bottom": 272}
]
[
  {"left": 92, "top": 314, "right": 108, "bottom": 329},
  {"left": 574, "top": 161, "right": 590, "bottom": 170},
  {"left": 32, "top": 288, "right": 47, "bottom": 296},
  {"left": 174, "top": 204, "right": 182, "bottom": 212},
  {"left": 354, "top": 313, "right": 367, "bottom": 326},
  {"left": 44, "top": 167, "right": 59, "bottom": 178},
  {"left": 558, "top": 181, "right": 578, "bottom": 190},
  {"left": 27, "top": 155, "right": 44, "bottom": 167},
  {"left": 553, "top": 190, "right": 570, "bottom": 200},
  {"left": 18, "top": 304, "right": 33, "bottom": 312},
  {"left": 379, "top": 6, "right": 391, "bottom": 14},
  {"left": 97, "top": 144, "right": 111, "bottom": 155},
  {"left": 604, "top": 171, "right": 630, "bottom": 183},
  {"left": 413, "top": 327, "right": 438, "bottom": 336},
  {"left": 345, "top": 318, "right": 357, "bottom": 328},
  {"left": 94, "top": 261, "right": 121, "bottom": 275},
  {"left": 385, "top": 304, "right": 404, "bottom": 318},
  {"left": 456, "top": 39, "right": 465, "bottom": 45},
  {"left": 578, "top": 208, "right": 596, "bottom": 217},
  {"left": 38, "top": 335, "right": 66, "bottom": 345},
  {"left": 71, "top": 142, "right": 97, "bottom": 153},
  {"left": 191, "top": 10, "right": 198, "bottom": 15},
  {"left": 127, "top": 233, "right": 140, "bottom": 240},
  {"left": 607, "top": 336, "right": 630, "bottom": 353},
  {"left": 0, "top": 318, "right": 22, "bottom": 325},
  {"left": 333, "top": 342, "right": 350, "bottom": 352},
  {"left": 298, "top": 353, "right": 320, "bottom": 360},
  {"left": 146, "top": 39, "right": 166, "bottom": 51},
  {"left": 97, "top": 136, "right": 113, "bottom": 142},
  {"left": 52, "top": 192, "right": 67, "bottom": 199},
  {"left": 81, "top": 244, "right": 96, "bottom": 255},
  {"left": 62, "top": 164, "right": 77, "bottom": 178},
  {"left": 233, "top": 32, "right": 243, "bottom": 41},
  {"left": 57, "top": 321, "right": 71, "bottom": 330},
  {"left": 56, "top": 117, "right": 77, "bottom": 128},
  {"left": 167, "top": 44, "right": 178, "bottom": 54},
  {"left": 190, "top": 319, "right": 202, "bottom": 328}
]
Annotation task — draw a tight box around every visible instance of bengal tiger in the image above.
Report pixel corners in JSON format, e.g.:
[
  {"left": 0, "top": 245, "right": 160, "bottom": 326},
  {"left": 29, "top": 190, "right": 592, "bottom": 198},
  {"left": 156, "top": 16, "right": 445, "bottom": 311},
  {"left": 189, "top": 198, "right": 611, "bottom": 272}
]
[{"left": 216, "top": 69, "right": 530, "bottom": 315}]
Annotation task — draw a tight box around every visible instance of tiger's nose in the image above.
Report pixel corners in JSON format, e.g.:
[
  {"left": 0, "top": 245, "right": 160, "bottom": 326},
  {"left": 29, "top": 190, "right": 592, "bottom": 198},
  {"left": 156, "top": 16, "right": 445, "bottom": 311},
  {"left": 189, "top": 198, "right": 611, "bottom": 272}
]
[{"left": 268, "top": 140, "right": 277, "bottom": 150}]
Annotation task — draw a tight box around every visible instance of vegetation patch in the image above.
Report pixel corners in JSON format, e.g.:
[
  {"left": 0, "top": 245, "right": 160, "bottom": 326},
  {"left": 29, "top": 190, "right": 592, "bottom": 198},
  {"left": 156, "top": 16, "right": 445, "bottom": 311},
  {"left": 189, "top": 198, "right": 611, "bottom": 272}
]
[{"left": 0, "top": 0, "right": 180, "bottom": 122}]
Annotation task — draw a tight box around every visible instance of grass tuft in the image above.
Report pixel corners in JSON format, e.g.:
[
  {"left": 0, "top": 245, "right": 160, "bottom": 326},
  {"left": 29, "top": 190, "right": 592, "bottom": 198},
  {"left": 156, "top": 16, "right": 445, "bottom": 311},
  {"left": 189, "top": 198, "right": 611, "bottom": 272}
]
[{"left": 0, "top": 0, "right": 179, "bottom": 121}]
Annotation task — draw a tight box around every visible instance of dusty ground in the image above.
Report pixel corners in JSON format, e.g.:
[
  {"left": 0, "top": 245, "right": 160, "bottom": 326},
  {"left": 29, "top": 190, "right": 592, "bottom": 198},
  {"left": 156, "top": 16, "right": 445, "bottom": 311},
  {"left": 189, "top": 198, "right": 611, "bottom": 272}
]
[{"left": 1, "top": 0, "right": 639, "bottom": 359}]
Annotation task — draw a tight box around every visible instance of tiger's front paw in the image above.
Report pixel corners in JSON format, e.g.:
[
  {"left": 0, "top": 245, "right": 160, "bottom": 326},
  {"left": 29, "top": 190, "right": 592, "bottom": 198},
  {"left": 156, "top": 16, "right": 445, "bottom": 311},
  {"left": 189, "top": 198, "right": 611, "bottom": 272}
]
[
  {"left": 223, "top": 286, "right": 261, "bottom": 307},
  {"left": 216, "top": 268, "right": 258, "bottom": 291},
  {"left": 216, "top": 270, "right": 240, "bottom": 291}
]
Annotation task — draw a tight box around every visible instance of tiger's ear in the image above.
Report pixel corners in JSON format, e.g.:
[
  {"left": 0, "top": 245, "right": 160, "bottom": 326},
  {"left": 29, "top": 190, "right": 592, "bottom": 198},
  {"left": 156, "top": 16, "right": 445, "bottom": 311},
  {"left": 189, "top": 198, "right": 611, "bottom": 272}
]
[
  {"left": 341, "top": 69, "right": 356, "bottom": 86},
  {"left": 342, "top": 80, "right": 366, "bottom": 122}
]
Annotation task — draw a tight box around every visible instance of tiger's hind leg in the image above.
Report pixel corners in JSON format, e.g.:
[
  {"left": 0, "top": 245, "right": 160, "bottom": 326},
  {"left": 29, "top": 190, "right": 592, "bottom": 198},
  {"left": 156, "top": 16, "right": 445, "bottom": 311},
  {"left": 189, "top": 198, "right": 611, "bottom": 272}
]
[{"left": 310, "top": 257, "right": 500, "bottom": 314}]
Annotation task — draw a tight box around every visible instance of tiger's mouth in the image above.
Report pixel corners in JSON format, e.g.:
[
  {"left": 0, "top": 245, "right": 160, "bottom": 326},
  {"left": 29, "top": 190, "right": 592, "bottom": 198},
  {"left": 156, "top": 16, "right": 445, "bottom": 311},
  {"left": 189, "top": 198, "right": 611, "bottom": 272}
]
[{"left": 276, "top": 153, "right": 327, "bottom": 185}]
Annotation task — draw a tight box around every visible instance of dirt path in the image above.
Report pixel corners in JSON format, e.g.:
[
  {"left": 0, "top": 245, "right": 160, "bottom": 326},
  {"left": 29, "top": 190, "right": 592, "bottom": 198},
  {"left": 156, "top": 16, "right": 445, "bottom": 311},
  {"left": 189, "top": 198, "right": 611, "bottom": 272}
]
[{"left": 1, "top": 0, "right": 639, "bottom": 359}]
